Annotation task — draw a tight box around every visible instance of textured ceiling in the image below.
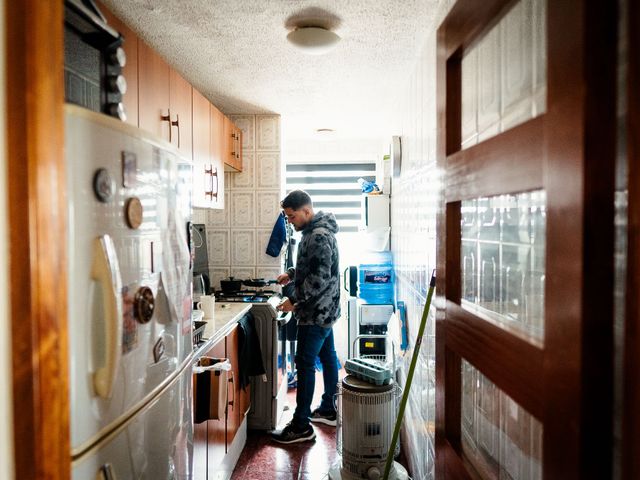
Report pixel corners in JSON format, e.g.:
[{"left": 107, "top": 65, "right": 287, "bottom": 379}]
[{"left": 101, "top": 0, "right": 439, "bottom": 140}]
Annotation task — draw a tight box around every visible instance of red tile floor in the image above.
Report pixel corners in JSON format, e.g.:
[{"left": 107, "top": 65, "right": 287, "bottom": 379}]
[{"left": 231, "top": 371, "right": 339, "bottom": 480}]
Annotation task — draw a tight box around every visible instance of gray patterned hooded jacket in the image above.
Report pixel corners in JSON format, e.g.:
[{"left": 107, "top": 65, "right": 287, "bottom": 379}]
[{"left": 286, "top": 211, "right": 341, "bottom": 327}]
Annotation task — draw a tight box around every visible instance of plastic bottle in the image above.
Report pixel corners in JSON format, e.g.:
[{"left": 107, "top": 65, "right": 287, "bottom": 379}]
[{"left": 357, "top": 251, "right": 394, "bottom": 305}]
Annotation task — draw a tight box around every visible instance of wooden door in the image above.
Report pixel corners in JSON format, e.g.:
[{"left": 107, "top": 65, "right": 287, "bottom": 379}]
[
  {"left": 7, "top": 1, "right": 69, "bottom": 478},
  {"left": 225, "top": 325, "right": 241, "bottom": 450},
  {"left": 435, "top": 0, "right": 617, "bottom": 478},
  {"left": 622, "top": 0, "right": 640, "bottom": 476},
  {"left": 138, "top": 40, "right": 170, "bottom": 139},
  {"left": 98, "top": 3, "right": 139, "bottom": 127},
  {"left": 206, "top": 340, "right": 226, "bottom": 477},
  {"left": 169, "top": 68, "right": 193, "bottom": 158}
]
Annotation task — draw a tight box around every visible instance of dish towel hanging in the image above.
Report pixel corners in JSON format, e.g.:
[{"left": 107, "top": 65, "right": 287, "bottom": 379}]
[{"left": 265, "top": 211, "right": 286, "bottom": 257}]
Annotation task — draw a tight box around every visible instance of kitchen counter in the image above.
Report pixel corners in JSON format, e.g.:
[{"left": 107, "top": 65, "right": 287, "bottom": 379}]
[{"left": 192, "top": 302, "right": 252, "bottom": 360}]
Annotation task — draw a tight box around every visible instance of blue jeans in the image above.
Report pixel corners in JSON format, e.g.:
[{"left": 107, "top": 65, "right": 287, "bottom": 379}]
[{"left": 292, "top": 324, "right": 338, "bottom": 428}]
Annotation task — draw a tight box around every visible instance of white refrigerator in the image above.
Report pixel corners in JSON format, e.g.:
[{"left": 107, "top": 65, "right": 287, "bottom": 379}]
[{"left": 65, "top": 105, "right": 194, "bottom": 479}]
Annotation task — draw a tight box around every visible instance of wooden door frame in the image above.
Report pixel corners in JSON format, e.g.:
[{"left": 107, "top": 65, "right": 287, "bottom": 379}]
[
  {"left": 6, "top": 1, "right": 69, "bottom": 479},
  {"left": 435, "top": 0, "right": 617, "bottom": 478},
  {"left": 622, "top": 0, "right": 640, "bottom": 477}
]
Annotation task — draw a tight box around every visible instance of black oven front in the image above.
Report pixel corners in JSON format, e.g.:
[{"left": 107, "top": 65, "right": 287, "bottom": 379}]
[{"left": 64, "top": 0, "right": 127, "bottom": 121}]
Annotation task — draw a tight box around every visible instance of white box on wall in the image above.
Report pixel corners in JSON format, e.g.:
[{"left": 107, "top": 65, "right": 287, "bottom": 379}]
[{"left": 361, "top": 194, "right": 390, "bottom": 229}]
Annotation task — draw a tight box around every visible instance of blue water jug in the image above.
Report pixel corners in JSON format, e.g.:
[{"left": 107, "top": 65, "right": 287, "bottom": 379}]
[{"left": 357, "top": 251, "right": 394, "bottom": 305}]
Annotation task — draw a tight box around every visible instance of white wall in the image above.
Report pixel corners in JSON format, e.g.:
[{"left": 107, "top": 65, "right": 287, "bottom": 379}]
[{"left": 0, "top": 0, "right": 15, "bottom": 478}]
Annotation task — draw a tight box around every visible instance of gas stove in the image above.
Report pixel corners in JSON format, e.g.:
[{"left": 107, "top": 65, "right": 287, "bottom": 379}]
[{"left": 214, "top": 289, "right": 279, "bottom": 303}]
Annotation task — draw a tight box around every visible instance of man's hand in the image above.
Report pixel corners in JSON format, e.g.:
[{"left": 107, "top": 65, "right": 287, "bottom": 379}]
[
  {"left": 276, "top": 297, "right": 295, "bottom": 312},
  {"left": 276, "top": 273, "right": 291, "bottom": 285}
]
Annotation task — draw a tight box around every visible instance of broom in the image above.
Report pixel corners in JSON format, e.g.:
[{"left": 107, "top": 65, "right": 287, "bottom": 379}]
[{"left": 382, "top": 270, "right": 436, "bottom": 479}]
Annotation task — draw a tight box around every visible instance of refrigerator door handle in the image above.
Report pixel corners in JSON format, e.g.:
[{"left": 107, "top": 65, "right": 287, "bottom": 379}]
[{"left": 92, "top": 235, "right": 123, "bottom": 398}]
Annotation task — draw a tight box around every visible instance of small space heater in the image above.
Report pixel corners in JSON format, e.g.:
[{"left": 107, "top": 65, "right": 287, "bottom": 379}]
[{"left": 329, "top": 375, "right": 408, "bottom": 480}]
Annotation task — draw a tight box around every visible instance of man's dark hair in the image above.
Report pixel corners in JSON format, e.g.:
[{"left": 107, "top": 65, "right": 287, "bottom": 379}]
[{"left": 281, "top": 189, "right": 313, "bottom": 210}]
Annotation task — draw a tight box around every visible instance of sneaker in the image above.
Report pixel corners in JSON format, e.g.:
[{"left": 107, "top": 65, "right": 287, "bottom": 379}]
[
  {"left": 271, "top": 422, "right": 316, "bottom": 444},
  {"left": 287, "top": 371, "right": 297, "bottom": 389},
  {"left": 309, "top": 407, "right": 337, "bottom": 427}
]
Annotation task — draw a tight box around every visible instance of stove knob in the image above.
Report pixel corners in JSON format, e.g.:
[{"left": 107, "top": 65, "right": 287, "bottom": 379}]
[
  {"left": 108, "top": 46, "right": 127, "bottom": 68},
  {"left": 134, "top": 286, "right": 155, "bottom": 324},
  {"left": 107, "top": 74, "right": 127, "bottom": 95}
]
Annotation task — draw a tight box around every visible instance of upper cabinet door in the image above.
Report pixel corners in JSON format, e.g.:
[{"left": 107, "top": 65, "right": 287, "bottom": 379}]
[
  {"left": 138, "top": 40, "right": 170, "bottom": 140},
  {"left": 210, "top": 105, "right": 225, "bottom": 209},
  {"left": 97, "top": 3, "right": 138, "bottom": 127},
  {"left": 223, "top": 116, "right": 242, "bottom": 172},
  {"left": 192, "top": 88, "right": 222, "bottom": 209},
  {"left": 169, "top": 69, "right": 193, "bottom": 159}
]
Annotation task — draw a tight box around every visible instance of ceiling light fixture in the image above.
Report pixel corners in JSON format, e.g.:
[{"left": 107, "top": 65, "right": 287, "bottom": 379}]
[{"left": 287, "top": 27, "right": 340, "bottom": 55}]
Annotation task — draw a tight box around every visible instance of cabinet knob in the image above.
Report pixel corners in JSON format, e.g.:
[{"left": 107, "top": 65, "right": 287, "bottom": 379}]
[
  {"left": 204, "top": 165, "right": 218, "bottom": 201},
  {"left": 161, "top": 110, "right": 173, "bottom": 142},
  {"left": 171, "top": 114, "right": 180, "bottom": 147}
]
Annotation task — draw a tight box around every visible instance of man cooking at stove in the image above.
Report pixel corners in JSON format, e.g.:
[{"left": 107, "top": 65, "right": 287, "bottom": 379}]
[{"left": 272, "top": 189, "right": 341, "bottom": 444}]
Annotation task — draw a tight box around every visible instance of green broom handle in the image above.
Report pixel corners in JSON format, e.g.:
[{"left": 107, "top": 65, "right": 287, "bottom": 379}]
[{"left": 382, "top": 270, "right": 436, "bottom": 480}]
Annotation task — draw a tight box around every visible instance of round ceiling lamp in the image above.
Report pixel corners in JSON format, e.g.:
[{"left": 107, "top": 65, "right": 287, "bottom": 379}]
[{"left": 287, "top": 27, "right": 340, "bottom": 55}]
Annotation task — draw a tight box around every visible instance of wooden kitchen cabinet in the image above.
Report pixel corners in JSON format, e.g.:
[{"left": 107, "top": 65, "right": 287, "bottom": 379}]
[
  {"left": 193, "top": 322, "right": 249, "bottom": 479},
  {"left": 193, "top": 89, "right": 223, "bottom": 209},
  {"left": 138, "top": 40, "right": 193, "bottom": 160},
  {"left": 223, "top": 116, "right": 243, "bottom": 172},
  {"left": 169, "top": 69, "right": 193, "bottom": 159},
  {"left": 98, "top": 2, "right": 138, "bottom": 127},
  {"left": 205, "top": 340, "right": 226, "bottom": 478},
  {"left": 226, "top": 325, "right": 241, "bottom": 449},
  {"left": 138, "top": 40, "right": 170, "bottom": 140},
  {"left": 210, "top": 104, "right": 226, "bottom": 209}
]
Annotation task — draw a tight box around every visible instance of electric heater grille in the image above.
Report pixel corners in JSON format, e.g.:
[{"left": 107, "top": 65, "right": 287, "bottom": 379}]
[{"left": 336, "top": 375, "right": 401, "bottom": 477}]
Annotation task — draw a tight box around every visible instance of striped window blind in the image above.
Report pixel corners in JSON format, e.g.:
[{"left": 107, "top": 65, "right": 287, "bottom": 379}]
[{"left": 285, "top": 163, "right": 376, "bottom": 233}]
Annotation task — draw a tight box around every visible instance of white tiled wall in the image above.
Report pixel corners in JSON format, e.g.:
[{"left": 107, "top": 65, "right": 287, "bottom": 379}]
[
  {"left": 193, "top": 114, "right": 283, "bottom": 290},
  {"left": 389, "top": 1, "right": 454, "bottom": 478}
]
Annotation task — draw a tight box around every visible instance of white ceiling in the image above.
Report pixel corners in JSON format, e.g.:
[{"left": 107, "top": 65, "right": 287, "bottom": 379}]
[{"left": 101, "top": 0, "right": 439, "bottom": 141}]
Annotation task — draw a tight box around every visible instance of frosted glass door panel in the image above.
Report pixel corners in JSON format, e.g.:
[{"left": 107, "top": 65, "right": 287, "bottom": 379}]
[
  {"left": 460, "top": 191, "right": 546, "bottom": 341},
  {"left": 460, "top": 0, "right": 547, "bottom": 150},
  {"left": 462, "top": 360, "right": 543, "bottom": 480}
]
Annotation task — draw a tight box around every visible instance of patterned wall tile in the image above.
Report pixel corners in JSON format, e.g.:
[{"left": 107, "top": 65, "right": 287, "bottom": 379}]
[
  {"left": 192, "top": 208, "right": 207, "bottom": 224},
  {"left": 256, "top": 229, "right": 284, "bottom": 266},
  {"left": 204, "top": 114, "right": 282, "bottom": 296},
  {"left": 255, "top": 190, "right": 282, "bottom": 228},
  {"left": 208, "top": 267, "right": 230, "bottom": 291},
  {"left": 229, "top": 114, "right": 255, "bottom": 151},
  {"left": 231, "top": 151, "right": 255, "bottom": 189},
  {"left": 230, "top": 191, "right": 255, "bottom": 227},
  {"left": 230, "top": 266, "right": 255, "bottom": 281},
  {"left": 207, "top": 230, "right": 230, "bottom": 265},
  {"left": 230, "top": 229, "right": 256, "bottom": 265},
  {"left": 256, "top": 115, "right": 281, "bottom": 151},
  {"left": 255, "top": 267, "right": 281, "bottom": 282},
  {"left": 256, "top": 152, "right": 281, "bottom": 189},
  {"left": 206, "top": 192, "right": 229, "bottom": 227}
]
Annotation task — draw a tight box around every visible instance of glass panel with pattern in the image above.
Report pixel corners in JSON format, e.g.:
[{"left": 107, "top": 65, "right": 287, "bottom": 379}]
[
  {"left": 461, "top": 0, "right": 547, "bottom": 150},
  {"left": 462, "top": 360, "right": 543, "bottom": 479},
  {"left": 461, "top": 190, "right": 546, "bottom": 341}
]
